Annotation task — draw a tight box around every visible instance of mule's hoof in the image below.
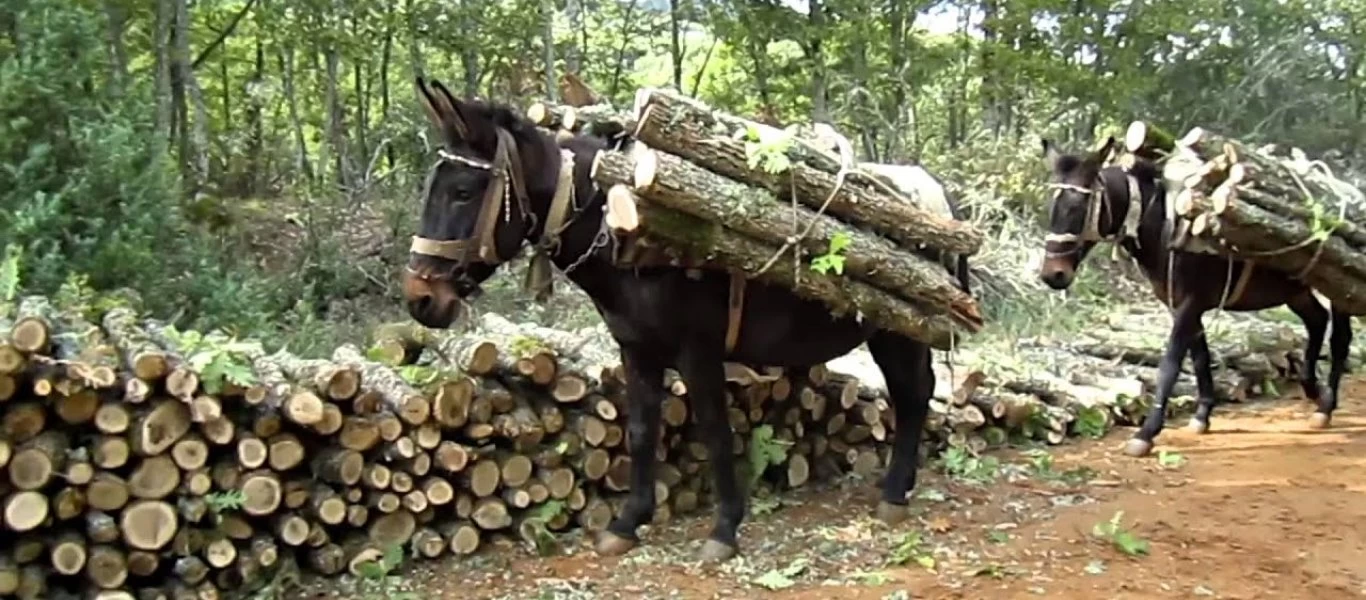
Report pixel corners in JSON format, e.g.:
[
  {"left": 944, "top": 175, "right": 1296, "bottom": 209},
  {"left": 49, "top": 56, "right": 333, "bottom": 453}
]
[
  {"left": 1186, "top": 418, "right": 1210, "bottom": 434},
  {"left": 875, "top": 501, "right": 910, "bottom": 526},
  {"left": 1123, "top": 438, "right": 1154, "bottom": 457},
  {"left": 594, "top": 531, "right": 637, "bottom": 557},
  {"left": 697, "top": 539, "right": 738, "bottom": 563},
  {"left": 1308, "top": 412, "right": 1332, "bottom": 430}
]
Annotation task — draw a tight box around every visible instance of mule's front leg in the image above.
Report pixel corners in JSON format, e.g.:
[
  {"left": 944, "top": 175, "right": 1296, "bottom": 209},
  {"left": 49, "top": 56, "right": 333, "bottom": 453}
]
[
  {"left": 676, "top": 347, "right": 744, "bottom": 562},
  {"left": 1127, "top": 300, "right": 1204, "bottom": 457},
  {"left": 1185, "top": 331, "right": 1218, "bottom": 434},
  {"left": 866, "top": 332, "right": 934, "bottom": 526},
  {"left": 594, "top": 347, "right": 666, "bottom": 557}
]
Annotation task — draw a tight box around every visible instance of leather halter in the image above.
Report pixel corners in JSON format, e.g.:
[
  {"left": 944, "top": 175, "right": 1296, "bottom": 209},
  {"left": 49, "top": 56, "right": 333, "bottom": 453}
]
[
  {"left": 1045, "top": 169, "right": 1144, "bottom": 254},
  {"left": 407, "top": 126, "right": 578, "bottom": 290}
]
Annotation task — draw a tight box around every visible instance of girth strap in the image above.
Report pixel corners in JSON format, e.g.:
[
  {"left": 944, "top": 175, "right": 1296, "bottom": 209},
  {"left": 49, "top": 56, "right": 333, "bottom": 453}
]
[
  {"left": 1226, "top": 262, "right": 1256, "bottom": 307},
  {"left": 725, "top": 271, "right": 746, "bottom": 354}
]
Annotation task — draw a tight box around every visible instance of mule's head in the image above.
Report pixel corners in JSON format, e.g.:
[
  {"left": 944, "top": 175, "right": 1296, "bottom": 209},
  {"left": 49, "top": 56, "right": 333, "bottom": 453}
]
[
  {"left": 1038, "top": 136, "right": 1119, "bottom": 290},
  {"left": 401, "top": 78, "right": 553, "bottom": 328}
]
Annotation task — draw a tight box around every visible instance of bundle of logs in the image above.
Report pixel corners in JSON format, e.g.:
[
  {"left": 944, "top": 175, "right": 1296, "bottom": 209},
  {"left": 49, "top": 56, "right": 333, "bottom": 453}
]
[
  {"left": 523, "top": 87, "right": 987, "bottom": 350},
  {"left": 1124, "top": 121, "right": 1366, "bottom": 314},
  {"left": 0, "top": 293, "right": 1312, "bottom": 598}
]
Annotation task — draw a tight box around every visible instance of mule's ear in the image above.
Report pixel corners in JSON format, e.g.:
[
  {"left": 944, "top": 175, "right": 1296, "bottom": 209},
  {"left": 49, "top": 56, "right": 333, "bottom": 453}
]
[
  {"left": 1041, "top": 138, "right": 1061, "bottom": 168},
  {"left": 1092, "top": 135, "right": 1117, "bottom": 164},
  {"left": 415, "top": 78, "right": 444, "bottom": 132},
  {"left": 429, "top": 79, "right": 473, "bottom": 141}
]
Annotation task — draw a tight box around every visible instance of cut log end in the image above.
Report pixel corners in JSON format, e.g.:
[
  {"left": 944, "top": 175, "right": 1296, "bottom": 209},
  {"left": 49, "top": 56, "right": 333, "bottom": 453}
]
[{"left": 605, "top": 185, "right": 641, "bottom": 233}]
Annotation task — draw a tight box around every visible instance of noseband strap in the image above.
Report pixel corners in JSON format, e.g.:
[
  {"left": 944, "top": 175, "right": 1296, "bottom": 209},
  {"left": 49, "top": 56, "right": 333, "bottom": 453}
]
[
  {"left": 408, "top": 127, "right": 533, "bottom": 267},
  {"left": 1045, "top": 171, "right": 1144, "bottom": 251}
]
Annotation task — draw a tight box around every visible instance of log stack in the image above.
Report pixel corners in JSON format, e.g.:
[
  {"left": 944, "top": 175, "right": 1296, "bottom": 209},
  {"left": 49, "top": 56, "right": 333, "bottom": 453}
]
[
  {"left": 1123, "top": 121, "right": 1366, "bottom": 315},
  {"left": 0, "top": 293, "right": 1308, "bottom": 597},
  {"left": 525, "top": 88, "right": 986, "bottom": 350}
]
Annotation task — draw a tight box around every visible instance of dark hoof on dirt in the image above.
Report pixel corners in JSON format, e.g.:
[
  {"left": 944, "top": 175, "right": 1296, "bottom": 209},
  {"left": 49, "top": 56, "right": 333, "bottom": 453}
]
[
  {"left": 697, "top": 539, "right": 738, "bottom": 563},
  {"left": 1123, "top": 438, "right": 1154, "bottom": 458},
  {"left": 875, "top": 501, "right": 910, "bottom": 526},
  {"left": 1186, "top": 418, "right": 1210, "bottom": 434},
  {"left": 594, "top": 531, "right": 638, "bottom": 557},
  {"left": 1308, "top": 412, "right": 1332, "bottom": 430}
]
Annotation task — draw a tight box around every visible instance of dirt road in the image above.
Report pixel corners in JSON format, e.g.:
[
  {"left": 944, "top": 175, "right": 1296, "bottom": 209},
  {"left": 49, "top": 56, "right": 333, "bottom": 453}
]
[{"left": 338, "top": 378, "right": 1366, "bottom": 600}]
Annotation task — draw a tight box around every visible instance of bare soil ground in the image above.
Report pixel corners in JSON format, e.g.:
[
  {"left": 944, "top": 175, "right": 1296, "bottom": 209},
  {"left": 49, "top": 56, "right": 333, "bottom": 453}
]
[{"left": 314, "top": 377, "right": 1366, "bottom": 600}]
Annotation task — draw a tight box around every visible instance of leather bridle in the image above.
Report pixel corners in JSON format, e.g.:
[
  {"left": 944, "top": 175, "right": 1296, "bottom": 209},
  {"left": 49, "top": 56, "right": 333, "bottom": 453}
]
[
  {"left": 1044, "top": 169, "right": 1143, "bottom": 258},
  {"left": 406, "top": 125, "right": 579, "bottom": 293}
]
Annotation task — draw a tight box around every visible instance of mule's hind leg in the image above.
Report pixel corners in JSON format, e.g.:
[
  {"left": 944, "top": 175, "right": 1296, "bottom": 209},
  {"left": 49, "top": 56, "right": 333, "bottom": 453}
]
[
  {"left": 675, "top": 344, "right": 745, "bottom": 562},
  {"left": 1312, "top": 307, "right": 1353, "bottom": 429},
  {"left": 866, "top": 331, "right": 934, "bottom": 526},
  {"left": 1128, "top": 298, "right": 1205, "bottom": 457},
  {"left": 595, "top": 345, "right": 666, "bottom": 557},
  {"left": 1186, "top": 331, "right": 1218, "bottom": 434},
  {"left": 1287, "top": 292, "right": 1329, "bottom": 418}
]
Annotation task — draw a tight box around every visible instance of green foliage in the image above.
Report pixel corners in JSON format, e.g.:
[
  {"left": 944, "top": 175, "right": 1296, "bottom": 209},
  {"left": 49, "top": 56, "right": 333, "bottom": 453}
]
[
  {"left": 884, "top": 531, "right": 936, "bottom": 570},
  {"left": 353, "top": 545, "right": 416, "bottom": 600},
  {"left": 1157, "top": 450, "right": 1187, "bottom": 469},
  {"left": 1071, "top": 407, "right": 1109, "bottom": 439},
  {"left": 740, "top": 124, "right": 796, "bottom": 174},
  {"left": 163, "top": 326, "right": 261, "bottom": 394},
  {"left": 745, "top": 424, "right": 791, "bottom": 491},
  {"left": 0, "top": 245, "right": 20, "bottom": 315},
  {"left": 935, "top": 445, "right": 999, "bottom": 485},
  {"left": 752, "top": 557, "right": 809, "bottom": 590},
  {"left": 1091, "top": 511, "right": 1150, "bottom": 557},
  {"left": 809, "top": 231, "right": 851, "bottom": 275}
]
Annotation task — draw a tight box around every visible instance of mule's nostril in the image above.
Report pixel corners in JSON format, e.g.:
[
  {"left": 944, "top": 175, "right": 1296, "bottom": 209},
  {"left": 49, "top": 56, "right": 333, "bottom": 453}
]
[{"left": 409, "top": 295, "right": 434, "bottom": 317}]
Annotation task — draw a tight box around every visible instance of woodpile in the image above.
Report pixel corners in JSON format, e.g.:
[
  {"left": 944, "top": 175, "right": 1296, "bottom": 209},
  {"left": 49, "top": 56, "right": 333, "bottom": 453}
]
[
  {"left": 0, "top": 294, "right": 1309, "bottom": 597},
  {"left": 525, "top": 88, "right": 986, "bottom": 349},
  {"left": 1123, "top": 121, "right": 1366, "bottom": 314}
]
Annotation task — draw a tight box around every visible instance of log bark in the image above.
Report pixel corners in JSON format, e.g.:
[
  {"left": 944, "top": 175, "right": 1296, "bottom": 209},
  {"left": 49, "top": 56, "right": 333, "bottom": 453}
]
[
  {"left": 630, "top": 88, "right": 983, "bottom": 256},
  {"left": 525, "top": 100, "right": 636, "bottom": 135},
  {"left": 333, "top": 344, "right": 431, "bottom": 426},
  {"left": 1175, "top": 186, "right": 1366, "bottom": 314},
  {"left": 597, "top": 186, "right": 958, "bottom": 348},
  {"left": 594, "top": 147, "right": 982, "bottom": 331}
]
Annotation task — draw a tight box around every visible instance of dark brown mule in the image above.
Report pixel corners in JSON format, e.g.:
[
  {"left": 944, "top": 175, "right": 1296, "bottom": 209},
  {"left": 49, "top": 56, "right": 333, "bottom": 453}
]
[
  {"left": 1038, "top": 137, "right": 1354, "bottom": 457},
  {"left": 399, "top": 78, "right": 972, "bottom": 561}
]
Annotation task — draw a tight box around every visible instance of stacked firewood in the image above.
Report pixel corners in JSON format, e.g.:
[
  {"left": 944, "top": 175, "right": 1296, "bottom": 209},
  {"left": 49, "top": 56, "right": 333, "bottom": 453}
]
[
  {"left": 0, "top": 294, "right": 1307, "bottom": 598},
  {"left": 1124, "top": 121, "right": 1366, "bottom": 314},
  {"left": 524, "top": 88, "right": 987, "bottom": 350}
]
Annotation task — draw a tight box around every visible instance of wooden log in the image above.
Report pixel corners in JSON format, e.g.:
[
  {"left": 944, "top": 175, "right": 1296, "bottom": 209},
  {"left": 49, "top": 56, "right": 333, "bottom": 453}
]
[
  {"left": 630, "top": 88, "right": 983, "bottom": 256},
  {"left": 525, "top": 100, "right": 636, "bottom": 134},
  {"left": 129, "top": 400, "right": 191, "bottom": 456},
  {"left": 9, "top": 296, "right": 54, "bottom": 354},
  {"left": 119, "top": 500, "right": 177, "bottom": 551},
  {"left": 599, "top": 147, "right": 982, "bottom": 331},
  {"left": 1122, "top": 121, "right": 1178, "bottom": 162},
  {"left": 9, "top": 430, "right": 67, "bottom": 490},
  {"left": 3, "top": 490, "right": 48, "bottom": 531},
  {"left": 333, "top": 344, "right": 431, "bottom": 426},
  {"left": 1176, "top": 186, "right": 1366, "bottom": 314},
  {"left": 86, "top": 545, "right": 128, "bottom": 589},
  {"left": 101, "top": 308, "right": 168, "bottom": 381},
  {"left": 597, "top": 185, "right": 958, "bottom": 349},
  {"left": 128, "top": 455, "right": 180, "bottom": 500}
]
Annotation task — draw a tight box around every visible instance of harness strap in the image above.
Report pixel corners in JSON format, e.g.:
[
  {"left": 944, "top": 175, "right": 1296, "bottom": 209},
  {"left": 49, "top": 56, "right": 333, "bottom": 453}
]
[
  {"left": 1226, "top": 262, "right": 1256, "bottom": 307},
  {"left": 525, "top": 150, "right": 579, "bottom": 301},
  {"left": 725, "top": 271, "right": 746, "bottom": 354}
]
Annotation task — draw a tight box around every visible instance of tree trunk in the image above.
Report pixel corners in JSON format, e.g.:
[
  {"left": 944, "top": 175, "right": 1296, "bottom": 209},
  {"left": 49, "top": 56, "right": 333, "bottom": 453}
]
[
  {"left": 540, "top": 0, "right": 557, "bottom": 100},
  {"left": 104, "top": 0, "right": 128, "bottom": 93},
  {"left": 278, "top": 43, "right": 312, "bottom": 181}
]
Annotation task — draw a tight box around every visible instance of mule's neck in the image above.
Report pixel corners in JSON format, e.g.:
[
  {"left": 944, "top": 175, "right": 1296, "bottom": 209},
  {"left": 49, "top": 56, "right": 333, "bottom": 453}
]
[
  {"left": 1108, "top": 166, "right": 1171, "bottom": 280},
  {"left": 527, "top": 135, "right": 619, "bottom": 298}
]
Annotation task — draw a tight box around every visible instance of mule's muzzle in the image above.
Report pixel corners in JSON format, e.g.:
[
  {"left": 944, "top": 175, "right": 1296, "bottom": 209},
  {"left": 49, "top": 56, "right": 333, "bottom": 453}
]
[
  {"left": 401, "top": 269, "right": 463, "bottom": 328},
  {"left": 1039, "top": 256, "right": 1076, "bottom": 290}
]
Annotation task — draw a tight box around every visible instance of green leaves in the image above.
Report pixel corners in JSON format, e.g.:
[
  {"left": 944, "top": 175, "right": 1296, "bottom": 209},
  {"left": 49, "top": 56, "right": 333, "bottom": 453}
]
[
  {"left": 164, "top": 325, "right": 261, "bottom": 394},
  {"left": 739, "top": 124, "right": 795, "bottom": 174},
  {"left": 1091, "top": 511, "right": 1150, "bottom": 557},
  {"left": 746, "top": 424, "right": 792, "bottom": 490},
  {"left": 810, "top": 231, "right": 851, "bottom": 276}
]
